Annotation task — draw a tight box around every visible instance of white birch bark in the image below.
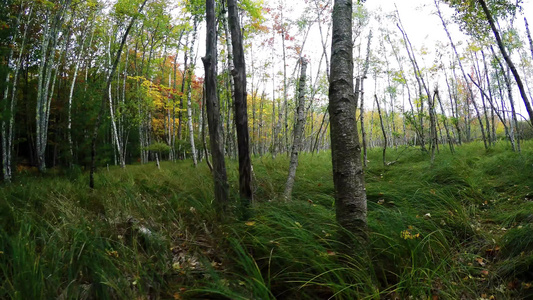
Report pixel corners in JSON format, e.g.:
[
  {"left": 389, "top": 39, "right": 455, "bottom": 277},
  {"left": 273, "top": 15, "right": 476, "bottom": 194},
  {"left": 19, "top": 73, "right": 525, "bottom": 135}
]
[
  {"left": 284, "top": 59, "right": 308, "bottom": 200},
  {"left": 1, "top": 2, "right": 30, "bottom": 182},
  {"left": 187, "top": 24, "right": 198, "bottom": 166}
]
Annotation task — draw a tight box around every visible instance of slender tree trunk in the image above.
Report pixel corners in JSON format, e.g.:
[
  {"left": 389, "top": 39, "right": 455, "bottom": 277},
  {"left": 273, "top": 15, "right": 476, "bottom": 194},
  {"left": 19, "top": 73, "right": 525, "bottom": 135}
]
[
  {"left": 90, "top": 0, "right": 147, "bottom": 188},
  {"left": 396, "top": 20, "right": 427, "bottom": 151},
  {"left": 375, "top": 95, "right": 388, "bottom": 166},
  {"left": 227, "top": 0, "right": 253, "bottom": 204},
  {"left": 281, "top": 28, "right": 289, "bottom": 154},
  {"left": 186, "top": 23, "right": 198, "bottom": 167},
  {"left": 429, "top": 90, "right": 438, "bottom": 165},
  {"left": 2, "top": 3, "right": 31, "bottom": 182},
  {"left": 525, "top": 17, "right": 533, "bottom": 61},
  {"left": 435, "top": 0, "right": 487, "bottom": 149},
  {"left": 435, "top": 88, "right": 454, "bottom": 154},
  {"left": 359, "top": 31, "right": 372, "bottom": 167},
  {"left": 478, "top": 0, "right": 533, "bottom": 127},
  {"left": 329, "top": 0, "right": 367, "bottom": 241},
  {"left": 36, "top": 0, "right": 72, "bottom": 172},
  {"left": 203, "top": 0, "right": 229, "bottom": 210},
  {"left": 284, "top": 59, "right": 308, "bottom": 200}
]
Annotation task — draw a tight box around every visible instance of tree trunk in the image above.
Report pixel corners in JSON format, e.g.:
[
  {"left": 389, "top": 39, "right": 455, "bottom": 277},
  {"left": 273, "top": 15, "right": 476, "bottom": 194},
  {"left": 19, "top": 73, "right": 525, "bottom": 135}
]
[
  {"left": 478, "top": 0, "right": 533, "bottom": 127},
  {"left": 90, "top": 0, "right": 148, "bottom": 188},
  {"left": 284, "top": 59, "right": 308, "bottom": 200},
  {"left": 359, "top": 31, "right": 372, "bottom": 167},
  {"left": 36, "top": 0, "right": 72, "bottom": 172},
  {"left": 329, "top": 0, "right": 367, "bottom": 241},
  {"left": 435, "top": 0, "right": 487, "bottom": 149},
  {"left": 2, "top": 3, "right": 31, "bottom": 182},
  {"left": 227, "top": 0, "right": 253, "bottom": 204},
  {"left": 187, "top": 23, "right": 198, "bottom": 167},
  {"left": 375, "top": 95, "right": 388, "bottom": 166},
  {"left": 525, "top": 17, "right": 533, "bottom": 61},
  {"left": 203, "top": 0, "right": 229, "bottom": 210}
]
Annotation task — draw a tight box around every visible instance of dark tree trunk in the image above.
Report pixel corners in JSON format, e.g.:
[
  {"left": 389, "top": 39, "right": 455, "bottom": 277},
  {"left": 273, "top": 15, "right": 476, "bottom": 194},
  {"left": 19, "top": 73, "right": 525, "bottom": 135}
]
[
  {"left": 478, "top": 0, "right": 533, "bottom": 127},
  {"left": 227, "top": 0, "right": 253, "bottom": 205},
  {"left": 202, "top": 0, "right": 228, "bottom": 209},
  {"left": 329, "top": 0, "right": 367, "bottom": 241},
  {"left": 375, "top": 95, "right": 387, "bottom": 166}
]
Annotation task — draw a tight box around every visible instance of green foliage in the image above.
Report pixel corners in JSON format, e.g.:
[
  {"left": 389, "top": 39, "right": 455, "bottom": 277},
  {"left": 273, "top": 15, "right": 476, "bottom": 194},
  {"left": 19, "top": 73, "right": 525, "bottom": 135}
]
[
  {"left": 1, "top": 142, "right": 532, "bottom": 298},
  {"left": 144, "top": 142, "right": 171, "bottom": 154},
  {"left": 443, "top": 0, "right": 522, "bottom": 38}
]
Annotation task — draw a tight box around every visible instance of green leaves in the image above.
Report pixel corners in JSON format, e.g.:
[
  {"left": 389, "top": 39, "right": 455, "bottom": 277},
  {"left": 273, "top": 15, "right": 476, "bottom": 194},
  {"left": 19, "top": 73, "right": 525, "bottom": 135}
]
[{"left": 443, "top": 0, "right": 522, "bottom": 38}]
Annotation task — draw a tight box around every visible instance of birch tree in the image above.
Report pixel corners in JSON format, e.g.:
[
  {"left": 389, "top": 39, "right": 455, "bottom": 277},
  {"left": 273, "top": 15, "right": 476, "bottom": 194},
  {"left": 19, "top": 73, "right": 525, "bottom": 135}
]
[
  {"left": 35, "top": 0, "right": 72, "bottom": 172},
  {"left": 284, "top": 58, "right": 307, "bottom": 200},
  {"left": 329, "top": 0, "right": 367, "bottom": 241}
]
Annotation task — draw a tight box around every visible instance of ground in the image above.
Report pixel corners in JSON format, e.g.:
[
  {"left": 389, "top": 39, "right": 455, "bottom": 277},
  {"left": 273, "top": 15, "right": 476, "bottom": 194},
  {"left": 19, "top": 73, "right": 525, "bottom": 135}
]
[{"left": 0, "top": 141, "right": 532, "bottom": 299}]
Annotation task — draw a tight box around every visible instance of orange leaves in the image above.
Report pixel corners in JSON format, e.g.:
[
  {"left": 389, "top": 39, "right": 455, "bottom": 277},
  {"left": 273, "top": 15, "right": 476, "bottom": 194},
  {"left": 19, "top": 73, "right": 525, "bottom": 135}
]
[{"left": 475, "top": 257, "right": 486, "bottom": 267}]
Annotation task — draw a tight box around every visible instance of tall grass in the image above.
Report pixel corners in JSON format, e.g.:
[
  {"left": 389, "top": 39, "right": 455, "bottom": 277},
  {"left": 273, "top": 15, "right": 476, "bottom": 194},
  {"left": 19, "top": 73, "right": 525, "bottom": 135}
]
[{"left": 0, "top": 141, "right": 532, "bottom": 299}]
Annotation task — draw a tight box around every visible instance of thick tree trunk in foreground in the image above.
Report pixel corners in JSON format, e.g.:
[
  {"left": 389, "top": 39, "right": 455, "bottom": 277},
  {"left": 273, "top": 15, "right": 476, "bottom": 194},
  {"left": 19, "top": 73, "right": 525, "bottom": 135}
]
[
  {"left": 329, "top": 0, "right": 367, "bottom": 240},
  {"left": 203, "top": 0, "right": 228, "bottom": 209},
  {"left": 227, "top": 0, "right": 253, "bottom": 204},
  {"left": 284, "top": 59, "right": 308, "bottom": 200}
]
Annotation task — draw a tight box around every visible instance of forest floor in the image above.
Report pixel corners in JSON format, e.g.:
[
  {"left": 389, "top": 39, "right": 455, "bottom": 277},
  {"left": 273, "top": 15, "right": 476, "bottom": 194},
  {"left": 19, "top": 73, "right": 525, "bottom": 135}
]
[{"left": 1, "top": 141, "right": 532, "bottom": 299}]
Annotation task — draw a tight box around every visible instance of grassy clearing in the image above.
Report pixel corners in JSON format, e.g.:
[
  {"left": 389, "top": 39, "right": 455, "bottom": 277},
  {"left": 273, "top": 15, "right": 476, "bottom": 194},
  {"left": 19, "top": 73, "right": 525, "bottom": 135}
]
[{"left": 0, "top": 141, "right": 532, "bottom": 299}]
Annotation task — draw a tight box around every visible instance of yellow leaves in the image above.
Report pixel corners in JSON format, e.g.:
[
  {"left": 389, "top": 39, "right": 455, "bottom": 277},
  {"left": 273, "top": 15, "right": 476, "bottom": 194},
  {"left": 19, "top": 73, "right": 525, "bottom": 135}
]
[
  {"left": 479, "top": 294, "right": 495, "bottom": 300},
  {"left": 172, "top": 262, "right": 181, "bottom": 270},
  {"left": 400, "top": 227, "right": 421, "bottom": 240},
  {"left": 245, "top": 221, "right": 256, "bottom": 226},
  {"left": 105, "top": 249, "right": 119, "bottom": 258}
]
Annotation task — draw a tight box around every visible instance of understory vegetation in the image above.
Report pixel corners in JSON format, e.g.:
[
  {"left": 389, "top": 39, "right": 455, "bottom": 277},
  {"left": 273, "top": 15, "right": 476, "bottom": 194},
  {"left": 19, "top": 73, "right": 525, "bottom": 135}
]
[{"left": 1, "top": 141, "right": 532, "bottom": 299}]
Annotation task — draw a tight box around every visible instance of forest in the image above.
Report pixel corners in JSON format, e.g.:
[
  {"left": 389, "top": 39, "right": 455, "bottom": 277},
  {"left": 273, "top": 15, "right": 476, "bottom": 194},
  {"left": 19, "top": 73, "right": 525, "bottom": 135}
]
[{"left": 0, "top": 0, "right": 533, "bottom": 298}]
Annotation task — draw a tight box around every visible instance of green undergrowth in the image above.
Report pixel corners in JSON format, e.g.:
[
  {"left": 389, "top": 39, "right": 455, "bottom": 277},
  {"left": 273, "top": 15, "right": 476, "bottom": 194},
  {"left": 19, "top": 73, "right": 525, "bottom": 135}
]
[{"left": 0, "top": 141, "right": 532, "bottom": 299}]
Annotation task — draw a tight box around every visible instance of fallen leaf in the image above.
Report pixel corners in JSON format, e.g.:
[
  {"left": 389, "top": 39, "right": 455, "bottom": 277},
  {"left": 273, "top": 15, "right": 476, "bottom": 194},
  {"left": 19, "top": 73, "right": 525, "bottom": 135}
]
[
  {"left": 172, "top": 262, "right": 181, "bottom": 270},
  {"left": 507, "top": 280, "right": 519, "bottom": 290},
  {"left": 481, "top": 270, "right": 489, "bottom": 276},
  {"left": 326, "top": 250, "right": 336, "bottom": 256},
  {"left": 245, "top": 221, "right": 256, "bottom": 226},
  {"left": 476, "top": 257, "right": 486, "bottom": 266}
]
